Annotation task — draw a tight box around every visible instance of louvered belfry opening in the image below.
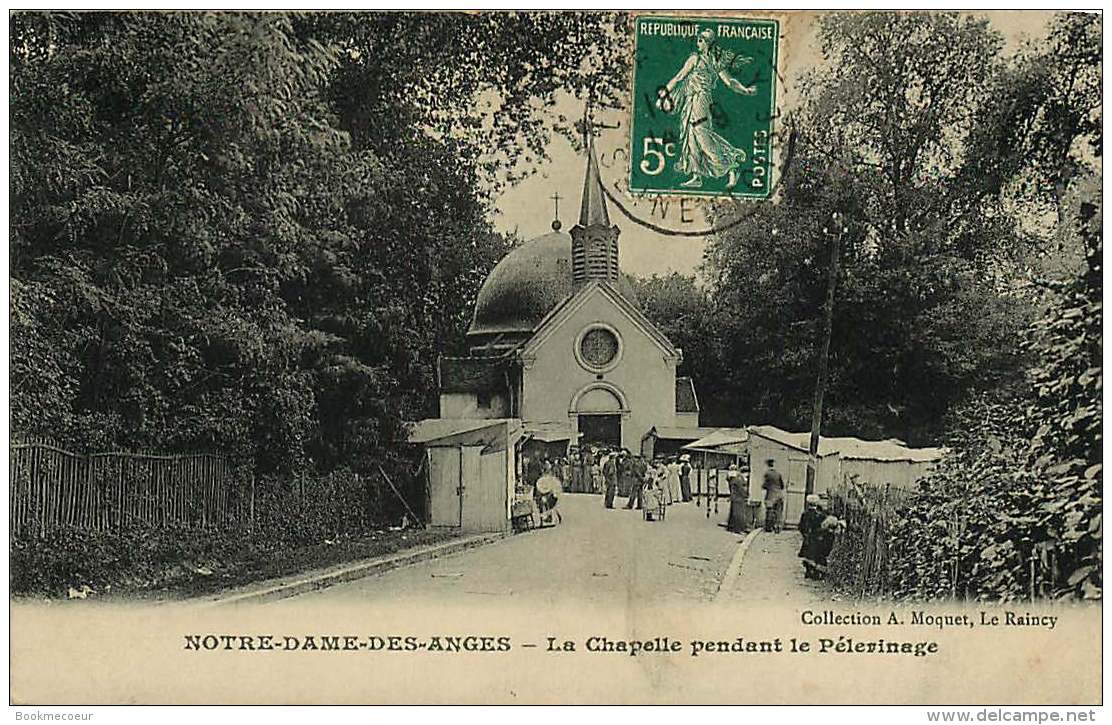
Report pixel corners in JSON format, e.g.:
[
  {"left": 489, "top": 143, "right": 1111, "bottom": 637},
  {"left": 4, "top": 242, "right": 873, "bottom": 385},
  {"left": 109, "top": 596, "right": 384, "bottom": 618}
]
[{"left": 570, "top": 141, "right": 620, "bottom": 288}]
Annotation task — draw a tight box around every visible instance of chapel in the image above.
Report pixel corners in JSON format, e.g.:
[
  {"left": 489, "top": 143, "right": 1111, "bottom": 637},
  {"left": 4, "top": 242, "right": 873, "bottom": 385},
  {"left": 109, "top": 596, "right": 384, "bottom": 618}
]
[{"left": 436, "top": 144, "right": 701, "bottom": 452}]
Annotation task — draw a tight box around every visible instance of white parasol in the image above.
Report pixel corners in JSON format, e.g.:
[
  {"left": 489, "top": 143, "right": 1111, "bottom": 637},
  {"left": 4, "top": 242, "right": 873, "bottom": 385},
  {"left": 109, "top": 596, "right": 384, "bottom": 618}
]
[{"left": 534, "top": 474, "right": 563, "bottom": 496}]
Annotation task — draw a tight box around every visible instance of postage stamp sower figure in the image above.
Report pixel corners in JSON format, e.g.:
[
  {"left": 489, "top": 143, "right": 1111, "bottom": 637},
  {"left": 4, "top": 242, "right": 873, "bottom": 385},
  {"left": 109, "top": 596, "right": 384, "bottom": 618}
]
[{"left": 630, "top": 16, "right": 779, "bottom": 198}]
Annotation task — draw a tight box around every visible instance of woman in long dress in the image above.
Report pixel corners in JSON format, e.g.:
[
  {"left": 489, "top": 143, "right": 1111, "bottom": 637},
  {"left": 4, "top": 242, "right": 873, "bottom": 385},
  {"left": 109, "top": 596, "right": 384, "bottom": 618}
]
[
  {"left": 662, "top": 28, "right": 757, "bottom": 190},
  {"left": 666, "top": 458, "right": 683, "bottom": 505},
  {"left": 725, "top": 464, "right": 746, "bottom": 533}
]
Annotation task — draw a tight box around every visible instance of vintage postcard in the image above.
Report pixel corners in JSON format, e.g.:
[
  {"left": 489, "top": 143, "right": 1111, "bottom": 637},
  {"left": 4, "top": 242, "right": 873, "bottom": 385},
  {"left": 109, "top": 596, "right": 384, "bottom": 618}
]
[{"left": 7, "top": 9, "right": 1103, "bottom": 706}]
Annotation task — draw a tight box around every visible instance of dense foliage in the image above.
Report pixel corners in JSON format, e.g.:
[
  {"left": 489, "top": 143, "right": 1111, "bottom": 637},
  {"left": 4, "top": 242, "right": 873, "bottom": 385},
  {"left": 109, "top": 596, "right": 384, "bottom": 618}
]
[
  {"left": 639, "top": 12, "right": 1100, "bottom": 447},
  {"left": 10, "top": 467, "right": 441, "bottom": 595},
  {"left": 9, "top": 12, "right": 1101, "bottom": 601},
  {"left": 630, "top": 12, "right": 1101, "bottom": 601},
  {"left": 828, "top": 179, "right": 1101, "bottom": 601},
  {"left": 10, "top": 11, "right": 624, "bottom": 475}
]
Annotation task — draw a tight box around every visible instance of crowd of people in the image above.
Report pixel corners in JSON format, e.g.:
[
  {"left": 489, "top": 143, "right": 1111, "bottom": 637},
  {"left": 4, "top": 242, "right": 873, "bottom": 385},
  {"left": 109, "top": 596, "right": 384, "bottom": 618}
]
[
  {"left": 586, "top": 447, "right": 695, "bottom": 515},
  {"left": 519, "top": 445, "right": 845, "bottom": 581},
  {"left": 519, "top": 446, "right": 701, "bottom": 524},
  {"left": 519, "top": 447, "right": 832, "bottom": 540}
]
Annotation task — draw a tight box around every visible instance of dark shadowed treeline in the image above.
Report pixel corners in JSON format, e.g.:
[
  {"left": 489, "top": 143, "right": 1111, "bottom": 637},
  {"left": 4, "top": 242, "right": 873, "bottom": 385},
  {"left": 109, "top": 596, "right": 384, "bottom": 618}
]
[
  {"left": 638, "top": 12, "right": 1100, "bottom": 447},
  {"left": 9, "top": 11, "right": 628, "bottom": 475}
]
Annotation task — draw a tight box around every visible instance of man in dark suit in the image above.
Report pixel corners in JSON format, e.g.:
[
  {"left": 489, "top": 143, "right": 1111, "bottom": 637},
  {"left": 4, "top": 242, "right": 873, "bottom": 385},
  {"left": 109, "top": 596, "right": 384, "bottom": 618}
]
[
  {"left": 762, "top": 458, "right": 785, "bottom": 532},
  {"left": 602, "top": 450, "right": 618, "bottom": 509}
]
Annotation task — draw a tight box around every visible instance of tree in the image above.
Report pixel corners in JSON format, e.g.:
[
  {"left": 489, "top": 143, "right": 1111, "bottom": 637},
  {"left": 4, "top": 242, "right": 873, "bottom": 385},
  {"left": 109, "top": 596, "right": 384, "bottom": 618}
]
[
  {"left": 630, "top": 273, "right": 735, "bottom": 423},
  {"left": 9, "top": 11, "right": 633, "bottom": 474},
  {"left": 11, "top": 12, "right": 361, "bottom": 468},
  {"left": 295, "top": 12, "right": 630, "bottom": 185},
  {"left": 875, "top": 179, "right": 1101, "bottom": 601},
  {"left": 698, "top": 12, "right": 1042, "bottom": 442},
  {"left": 963, "top": 13, "right": 1101, "bottom": 223}
]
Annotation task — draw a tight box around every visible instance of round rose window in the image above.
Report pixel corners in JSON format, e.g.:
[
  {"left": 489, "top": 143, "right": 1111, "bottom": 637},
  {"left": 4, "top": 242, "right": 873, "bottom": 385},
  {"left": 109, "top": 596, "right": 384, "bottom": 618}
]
[{"left": 579, "top": 327, "right": 620, "bottom": 368}]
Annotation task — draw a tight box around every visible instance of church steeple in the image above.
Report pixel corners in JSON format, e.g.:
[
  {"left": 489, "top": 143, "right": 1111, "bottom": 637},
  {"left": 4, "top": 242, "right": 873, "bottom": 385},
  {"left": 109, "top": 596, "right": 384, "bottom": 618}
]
[{"left": 570, "top": 141, "right": 620, "bottom": 287}]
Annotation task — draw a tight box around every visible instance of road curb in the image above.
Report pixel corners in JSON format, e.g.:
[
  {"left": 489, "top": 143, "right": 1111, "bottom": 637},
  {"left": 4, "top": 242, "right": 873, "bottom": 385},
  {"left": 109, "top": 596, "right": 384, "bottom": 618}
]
[
  {"left": 713, "top": 528, "right": 761, "bottom": 603},
  {"left": 204, "top": 531, "right": 511, "bottom": 607}
]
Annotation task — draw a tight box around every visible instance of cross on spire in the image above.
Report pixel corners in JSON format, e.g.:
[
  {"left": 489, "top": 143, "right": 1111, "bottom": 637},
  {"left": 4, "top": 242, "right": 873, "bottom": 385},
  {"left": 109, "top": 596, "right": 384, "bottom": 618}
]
[{"left": 550, "top": 191, "right": 563, "bottom": 231}]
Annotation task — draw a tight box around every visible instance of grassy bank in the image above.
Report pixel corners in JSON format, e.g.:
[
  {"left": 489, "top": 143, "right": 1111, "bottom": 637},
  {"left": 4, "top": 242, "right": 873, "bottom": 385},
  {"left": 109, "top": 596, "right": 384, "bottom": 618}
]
[{"left": 11, "top": 525, "right": 457, "bottom": 601}]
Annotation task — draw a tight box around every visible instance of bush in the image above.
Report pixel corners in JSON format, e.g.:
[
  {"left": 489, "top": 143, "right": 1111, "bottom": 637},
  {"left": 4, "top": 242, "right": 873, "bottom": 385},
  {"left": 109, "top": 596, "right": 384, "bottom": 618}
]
[
  {"left": 828, "top": 187, "right": 1102, "bottom": 602},
  {"left": 10, "top": 461, "right": 426, "bottom": 597},
  {"left": 10, "top": 524, "right": 255, "bottom": 595}
]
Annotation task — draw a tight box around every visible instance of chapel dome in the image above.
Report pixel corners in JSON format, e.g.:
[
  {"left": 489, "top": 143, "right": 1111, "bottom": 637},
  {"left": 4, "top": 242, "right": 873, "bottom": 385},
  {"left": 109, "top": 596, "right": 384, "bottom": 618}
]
[{"left": 467, "top": 231, "right": 639, "bottom": 339}]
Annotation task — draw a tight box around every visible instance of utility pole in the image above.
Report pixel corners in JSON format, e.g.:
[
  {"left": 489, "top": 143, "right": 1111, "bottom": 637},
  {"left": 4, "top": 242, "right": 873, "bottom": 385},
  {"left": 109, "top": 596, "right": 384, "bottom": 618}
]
[{"left": 805, "top": 212, "right": 847, "bottom": 495}]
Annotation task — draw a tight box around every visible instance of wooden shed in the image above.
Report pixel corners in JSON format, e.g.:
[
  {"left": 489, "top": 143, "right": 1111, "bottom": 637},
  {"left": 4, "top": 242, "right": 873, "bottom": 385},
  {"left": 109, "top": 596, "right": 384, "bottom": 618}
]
[
  {"left": 641, "top": 426, "right": 719, "bottom": 460},
  {"left": 407, "top": 418, "right": 522, "bottom": 534},
  {"left": 681, "top": 428, "right": 750, "bottom": 500},
  {"left": 747, "top": 426, "right": 842, "bottom": 527},
  {"left": 746, "top": 426, "right": 948, "bottom": 526}
]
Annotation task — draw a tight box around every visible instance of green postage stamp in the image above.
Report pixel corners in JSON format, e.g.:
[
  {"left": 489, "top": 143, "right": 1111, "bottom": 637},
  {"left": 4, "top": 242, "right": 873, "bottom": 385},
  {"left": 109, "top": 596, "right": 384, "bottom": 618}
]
[{"left": 629, "top": 15, "right": 779, "bottom": 199}]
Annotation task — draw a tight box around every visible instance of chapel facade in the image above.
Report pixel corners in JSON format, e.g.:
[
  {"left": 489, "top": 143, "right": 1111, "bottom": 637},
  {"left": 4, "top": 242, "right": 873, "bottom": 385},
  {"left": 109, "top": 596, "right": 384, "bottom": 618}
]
[{"left": 436, "top": 145, "right": 700, "bottom": 452}]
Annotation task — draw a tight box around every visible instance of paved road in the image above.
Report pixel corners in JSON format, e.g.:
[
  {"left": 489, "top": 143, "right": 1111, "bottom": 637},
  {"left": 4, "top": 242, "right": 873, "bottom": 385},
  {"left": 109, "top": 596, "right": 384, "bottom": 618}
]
[
  {"left": 280, "top": 493, "right": 744, "bottom": 607},
  {"left": 728, "top": 529, "right": 828, "bottom": 605}
]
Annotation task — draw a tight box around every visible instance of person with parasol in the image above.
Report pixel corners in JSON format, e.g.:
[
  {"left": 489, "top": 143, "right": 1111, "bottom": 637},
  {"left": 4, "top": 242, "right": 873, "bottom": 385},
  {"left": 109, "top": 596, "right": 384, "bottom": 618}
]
[{"left": 533, "top": 470, "right": 563, "bottom": 527}]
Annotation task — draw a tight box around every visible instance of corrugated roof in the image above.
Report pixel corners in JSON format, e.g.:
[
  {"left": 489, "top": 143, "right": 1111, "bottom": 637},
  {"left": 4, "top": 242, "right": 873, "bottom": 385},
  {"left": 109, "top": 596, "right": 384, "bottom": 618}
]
[
  {"left": 905, "top": 447, "right": 948, "bottom": 462},
  {"left": 675, "top": 376, "right": 700, "bottom": 413},
  {"left": 823, "top": 437, "right": 910, "bottom": 462}
]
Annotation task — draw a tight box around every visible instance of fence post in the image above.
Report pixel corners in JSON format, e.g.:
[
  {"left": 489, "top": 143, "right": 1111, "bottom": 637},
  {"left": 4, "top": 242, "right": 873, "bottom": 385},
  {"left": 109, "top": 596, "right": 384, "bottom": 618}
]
[
  {"left": 1029, "top": 549, "right": 1036, "bottom": 602},
  {"left": 85, "top": 452, "right": 94, "bottom": 531},
  {"left": 353, "top": 472, "right": 360, "bottom": 533}
]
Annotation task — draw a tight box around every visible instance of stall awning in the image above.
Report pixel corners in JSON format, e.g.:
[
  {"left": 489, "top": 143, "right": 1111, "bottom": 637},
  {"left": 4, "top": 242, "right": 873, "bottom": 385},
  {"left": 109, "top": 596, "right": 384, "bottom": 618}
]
[
  {"left": 682, "top": 427, "right": 749, "bottom": 451},
  {"left": 749, "top": 425, "right": 947, "bottom": 462},
  {"left": 406, "top": 418, "right": 521, "bottom": 445},
  {"left": 644, "top": 426, "right": 720, "bottom": 442},
  {"left": 524, "top": 421, "right": 581, "bottom": 443}
]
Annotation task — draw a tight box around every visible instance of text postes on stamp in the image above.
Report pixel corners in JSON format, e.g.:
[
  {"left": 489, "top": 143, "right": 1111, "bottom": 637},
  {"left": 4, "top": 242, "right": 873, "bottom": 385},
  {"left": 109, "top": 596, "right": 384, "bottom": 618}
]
[{"left": 629, "top": 15, "right": 779, "bottom": 199}]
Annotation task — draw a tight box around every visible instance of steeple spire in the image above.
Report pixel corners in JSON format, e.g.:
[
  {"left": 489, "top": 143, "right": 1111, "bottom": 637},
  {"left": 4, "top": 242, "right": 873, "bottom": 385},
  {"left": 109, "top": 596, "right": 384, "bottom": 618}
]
[
  {"left": 570, "top": 138, "right": 620, "bottom": 288},
  {"left": 578, "top": 141, "right": 611, "bottom": 228}
]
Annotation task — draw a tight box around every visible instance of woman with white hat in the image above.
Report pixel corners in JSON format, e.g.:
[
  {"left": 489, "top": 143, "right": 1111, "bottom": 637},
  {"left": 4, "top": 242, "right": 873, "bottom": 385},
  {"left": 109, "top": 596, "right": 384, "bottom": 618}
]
[
  {"left": 725, "top": 464, "right": 746, "bottom": 533},
  {"left": 666, "top": 456, "right": 683, "bottom": 504},
  {"left": 679, "top": 454, "right": 693, "bottom": 502},
  {"left": 655, "top": 459, "right": 672, "bottom": 505},
  {"left": 798, "top": 494, "right": 825, "bottom": 559}
]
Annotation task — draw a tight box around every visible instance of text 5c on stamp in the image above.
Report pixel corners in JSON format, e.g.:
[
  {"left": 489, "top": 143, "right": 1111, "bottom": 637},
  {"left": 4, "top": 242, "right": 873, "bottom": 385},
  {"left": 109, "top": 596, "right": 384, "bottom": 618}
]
[{"left": 629, "top": 15, "right": 779, "bottom": 199}]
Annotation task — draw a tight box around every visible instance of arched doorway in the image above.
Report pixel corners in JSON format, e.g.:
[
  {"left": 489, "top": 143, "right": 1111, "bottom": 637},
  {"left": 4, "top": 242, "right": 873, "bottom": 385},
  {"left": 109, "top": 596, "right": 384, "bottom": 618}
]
[{"left": 570, "top": 383, "right": 628, "bottom": 449}]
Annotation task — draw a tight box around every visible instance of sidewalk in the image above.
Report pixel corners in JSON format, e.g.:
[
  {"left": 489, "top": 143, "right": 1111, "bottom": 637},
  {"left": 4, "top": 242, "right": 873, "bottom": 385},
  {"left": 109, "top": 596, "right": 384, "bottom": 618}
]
[{"left": 728, "top": 529, "right": 830, "bottom": 604}]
